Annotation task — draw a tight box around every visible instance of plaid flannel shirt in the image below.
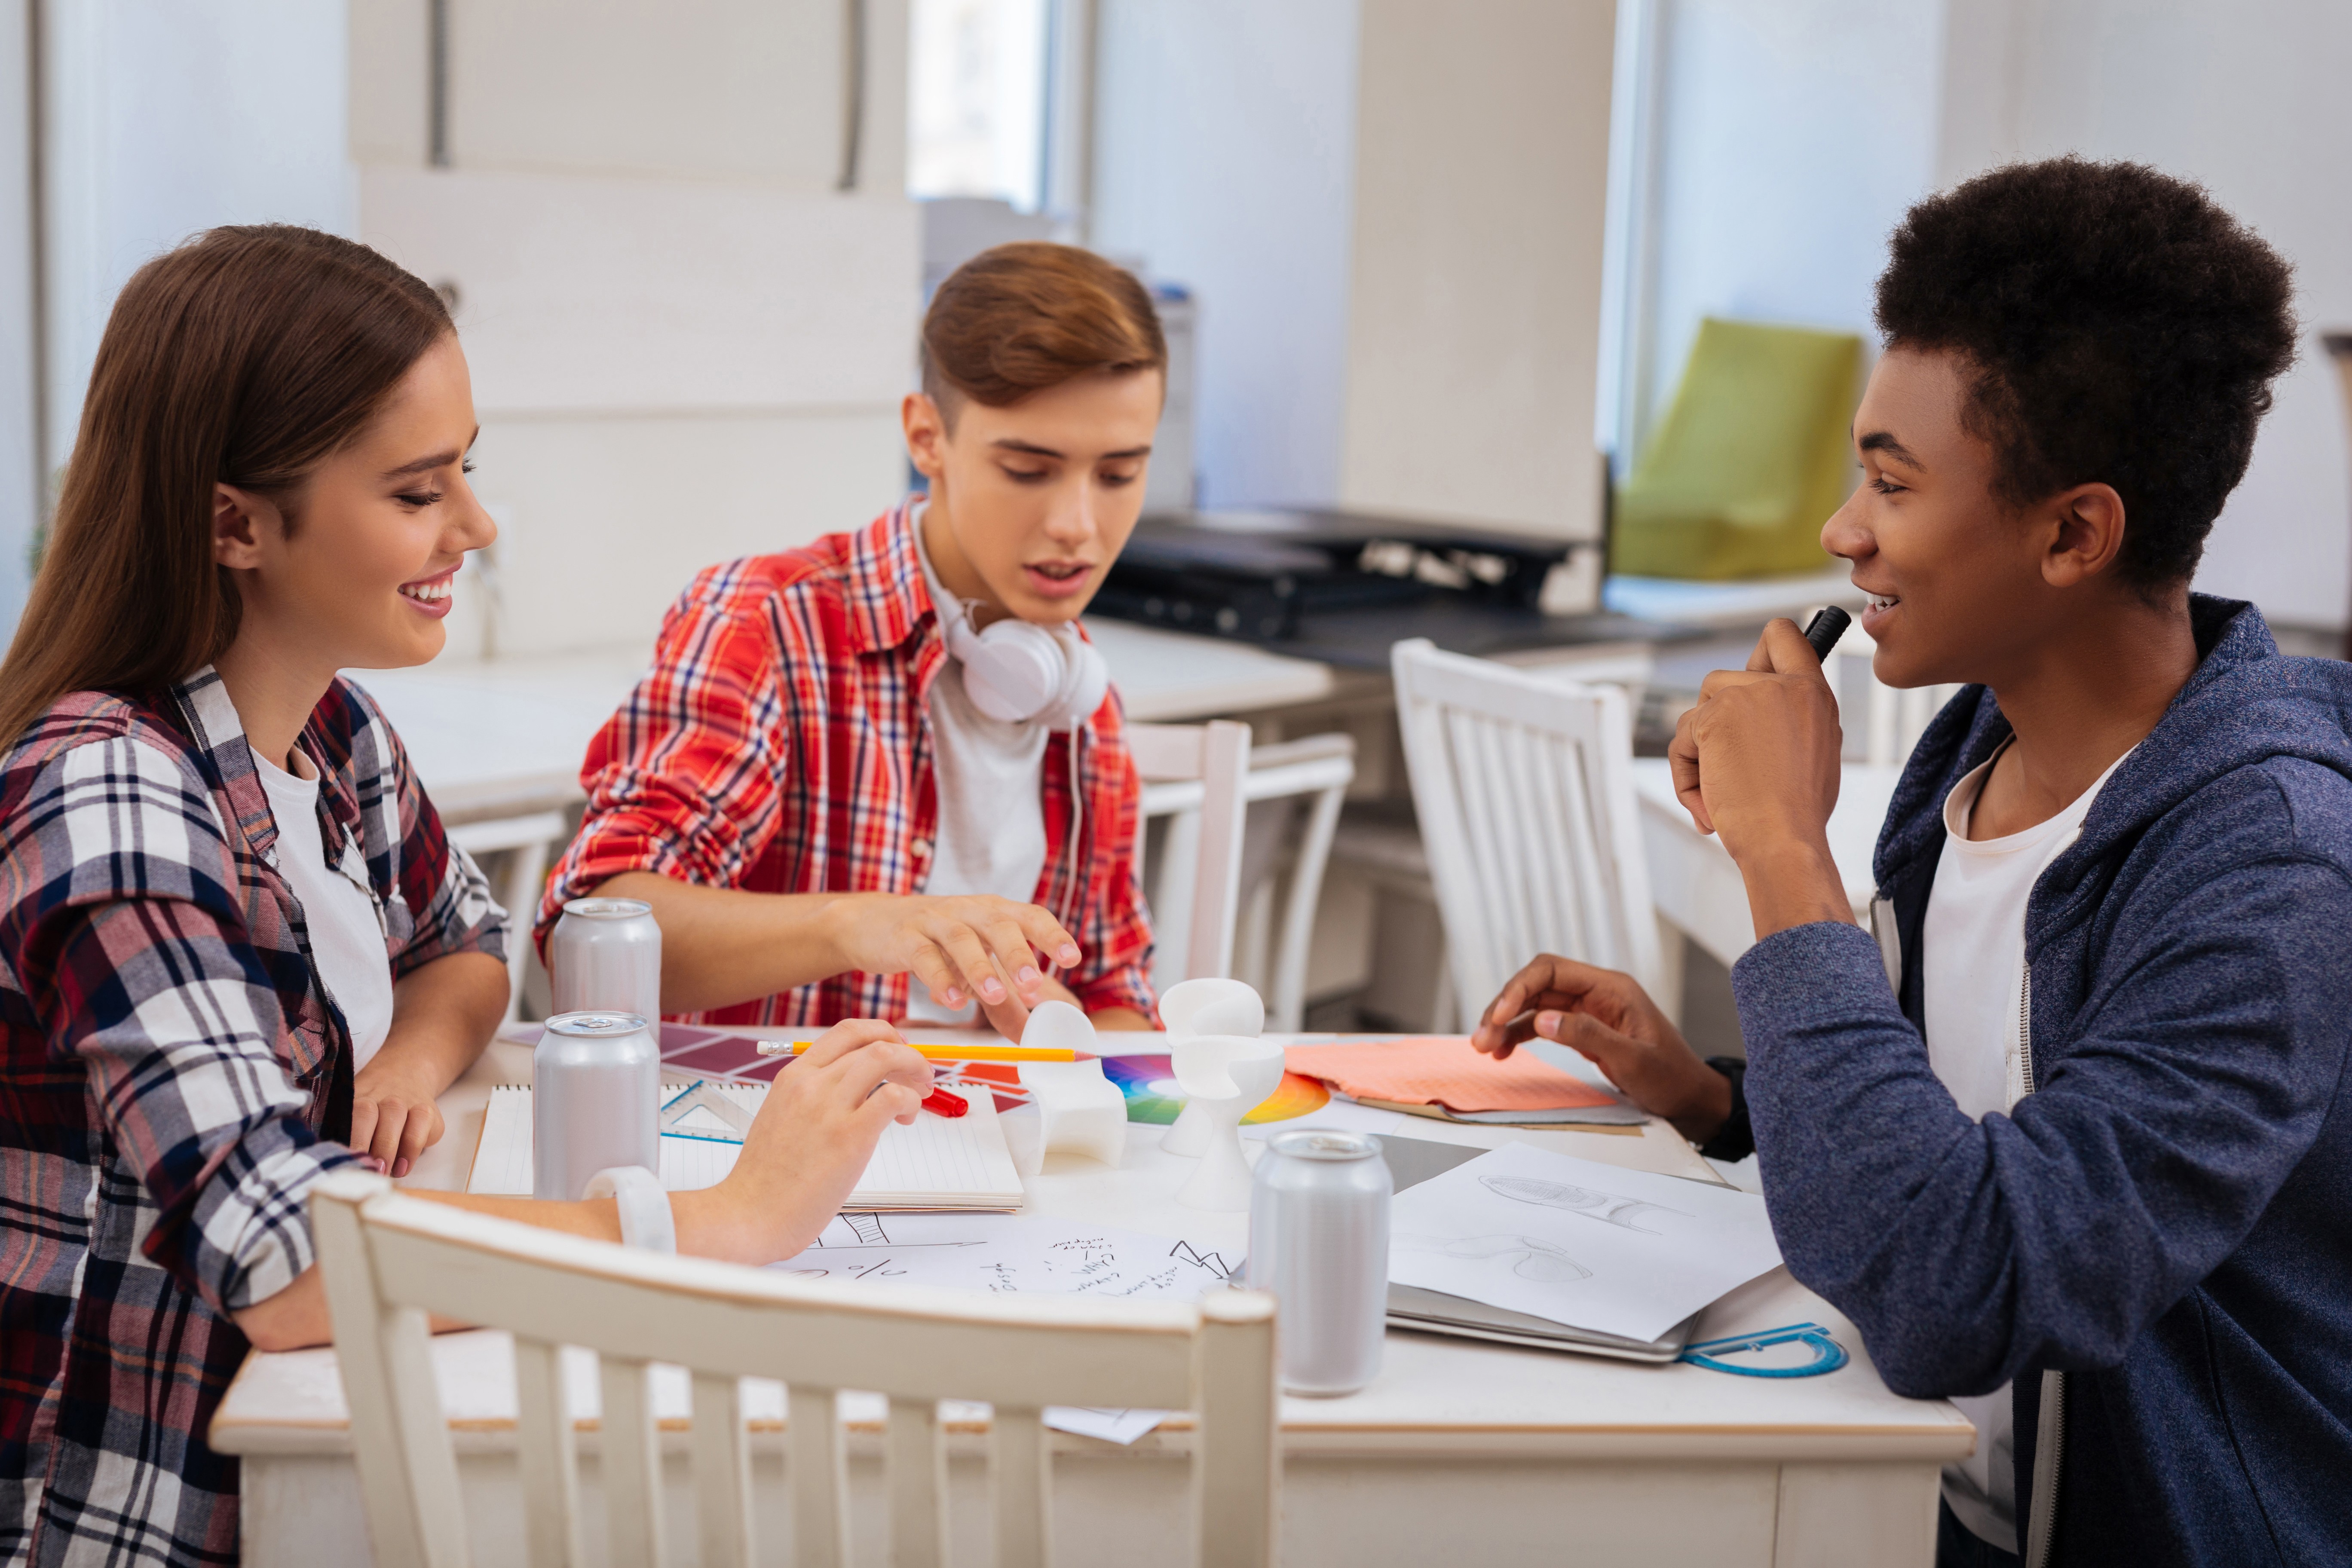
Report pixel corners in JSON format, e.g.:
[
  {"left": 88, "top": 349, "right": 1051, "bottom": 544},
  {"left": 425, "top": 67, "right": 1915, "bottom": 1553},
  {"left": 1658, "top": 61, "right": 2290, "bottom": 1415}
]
[
  {"left": 0, "top": 670, "right": 505, "bottom": 1567},
  {"left": 542, "top": 499, "right": 1155, "bottom": 1026}
]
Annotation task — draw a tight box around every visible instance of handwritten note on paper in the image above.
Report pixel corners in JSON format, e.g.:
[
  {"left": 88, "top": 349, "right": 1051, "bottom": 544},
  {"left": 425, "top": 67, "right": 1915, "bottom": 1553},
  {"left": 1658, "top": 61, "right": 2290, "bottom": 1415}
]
[
  {"left": 1387, "top": 1141, "right": 1783, "bottom": 1342},
  {"left": 1283, "top": 1037, "right": 1619, "bottom": 1112}
]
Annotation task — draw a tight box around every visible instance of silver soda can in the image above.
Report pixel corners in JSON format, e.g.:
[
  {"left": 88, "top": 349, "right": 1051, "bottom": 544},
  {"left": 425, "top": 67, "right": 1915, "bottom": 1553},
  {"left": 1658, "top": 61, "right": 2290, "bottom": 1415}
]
[
  {"left": 549, "top": 896, "right": 662, "bottom": 1023},
  {"left": 1245, "top": 1129, "right": 1393, "bottom": 1396},
  {"left": 533, "top": 1011, "right": 662, "bottom": 1200}
]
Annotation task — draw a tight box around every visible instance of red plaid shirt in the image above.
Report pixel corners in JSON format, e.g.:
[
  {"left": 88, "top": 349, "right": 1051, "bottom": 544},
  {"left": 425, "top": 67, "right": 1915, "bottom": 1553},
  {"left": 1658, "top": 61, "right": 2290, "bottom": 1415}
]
[{"left": 542, "top": 501, "right": 1155, "bottom": 1026}]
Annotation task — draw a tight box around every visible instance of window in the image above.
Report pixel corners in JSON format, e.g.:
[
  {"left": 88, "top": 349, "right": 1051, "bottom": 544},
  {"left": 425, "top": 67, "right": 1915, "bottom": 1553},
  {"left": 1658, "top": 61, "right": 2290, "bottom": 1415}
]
[{"left": 906, "top": 0, "right": 1050, "bottom": 211}]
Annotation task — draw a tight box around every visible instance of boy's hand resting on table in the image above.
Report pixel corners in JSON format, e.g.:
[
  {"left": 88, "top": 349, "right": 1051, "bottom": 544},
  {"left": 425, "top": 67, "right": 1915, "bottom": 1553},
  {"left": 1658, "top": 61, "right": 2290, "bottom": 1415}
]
[
  {"left": 827, "top": 891, "right": 1082, "bottom": 1035},
  {"left": 1471, "top": 955, "right": 1731, "bottom": 1145}
]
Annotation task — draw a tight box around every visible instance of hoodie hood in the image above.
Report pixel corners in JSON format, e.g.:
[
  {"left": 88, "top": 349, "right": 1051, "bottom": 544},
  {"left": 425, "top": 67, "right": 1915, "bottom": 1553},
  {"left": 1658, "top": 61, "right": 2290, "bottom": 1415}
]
[{"left": 1873, "top": 596, "right": 2352, "bottom": 910}]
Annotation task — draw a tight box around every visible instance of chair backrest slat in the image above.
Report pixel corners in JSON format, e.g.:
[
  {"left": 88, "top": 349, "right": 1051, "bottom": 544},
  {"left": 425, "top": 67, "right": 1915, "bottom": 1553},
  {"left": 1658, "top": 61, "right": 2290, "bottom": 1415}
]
[
  {"left": 310, "top": 1185, "right": 473, "bottom": 1568},
  {"left": 513, "top": 1337, "right": 583, "bottom": 1568},
  {"left": 1131, "top": 719, "right": 1254, "bottom": 986},
  {"left": 1392, "top": 639, "right": 1662, "bottom": 1025},
  {"left": 789, "top": 1383, "right": 849, "bottom": 1568},
  {"left": 599, "top": 1358, "right": 668, "bottom": 1568},
  {"left": 689, "top": 1372, "right": 752, "bottom": 1568},
  {"left": 313, "top": 1175, "right": 1276, "bottom": 1566},
  {"left": 886, "top": 1396, "right": 950, "bottom": 1568},
  {"left": 1192, "top": 1296, "right": 1280, "bottom": 1568},
  {"left": 1519, "top": 730, "right": 1575, "bottom": 959},
  {"left": 992, "top": 1404, "right": 1053, "bottom": 1568}
]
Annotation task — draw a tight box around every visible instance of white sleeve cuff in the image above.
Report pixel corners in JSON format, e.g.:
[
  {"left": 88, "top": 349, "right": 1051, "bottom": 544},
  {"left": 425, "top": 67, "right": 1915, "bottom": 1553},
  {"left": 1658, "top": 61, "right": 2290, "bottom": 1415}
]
[{"left": 582, "top": 1165, "right": 676, "bottom": 1254}]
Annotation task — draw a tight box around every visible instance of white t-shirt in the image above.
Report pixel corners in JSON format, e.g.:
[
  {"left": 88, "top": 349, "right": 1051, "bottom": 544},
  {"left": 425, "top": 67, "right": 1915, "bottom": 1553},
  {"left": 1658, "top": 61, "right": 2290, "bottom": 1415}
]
[
  {"left": 1923, "top": 741, "right": 2133, "bottom": 1554},
  {"left": 254, "top": 748, "right": 397, "bottom": 1071},
  {"left": 905, "top": 512, "right": 1051, "bottom": 1023}
]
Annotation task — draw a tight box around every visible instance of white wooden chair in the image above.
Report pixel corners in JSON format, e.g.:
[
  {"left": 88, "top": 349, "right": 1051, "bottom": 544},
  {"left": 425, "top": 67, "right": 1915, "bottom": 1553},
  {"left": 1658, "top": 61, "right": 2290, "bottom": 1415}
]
[
  {"left": 1229, "top": 733, "right": 1356, "bottom": 1032},
  {"left": 1390, "top": 637, "right": 1663, "bottom": 1032},
  {"left": 1130, "top": 720, "right": 1253, "bottom": 990},
  {"left": 311, "top": 1171, "right": 1279, "bottom": 1568},
  {"left": 446, "top": 808, "right": 574, "bottom": 1021}
]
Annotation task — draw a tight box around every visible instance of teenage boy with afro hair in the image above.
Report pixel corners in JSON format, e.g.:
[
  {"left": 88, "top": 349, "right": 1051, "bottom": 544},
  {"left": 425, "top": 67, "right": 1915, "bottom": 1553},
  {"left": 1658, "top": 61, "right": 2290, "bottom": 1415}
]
[{"left": 1473, "top": 158, "right": 2352, "bottom": 1567}]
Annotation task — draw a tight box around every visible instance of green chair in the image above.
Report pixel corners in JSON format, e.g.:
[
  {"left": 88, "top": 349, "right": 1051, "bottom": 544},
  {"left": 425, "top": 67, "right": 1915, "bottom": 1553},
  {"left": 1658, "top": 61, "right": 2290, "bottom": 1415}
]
[{"left": 1609, "top": 318, "right": 1862, "bottom": 580}]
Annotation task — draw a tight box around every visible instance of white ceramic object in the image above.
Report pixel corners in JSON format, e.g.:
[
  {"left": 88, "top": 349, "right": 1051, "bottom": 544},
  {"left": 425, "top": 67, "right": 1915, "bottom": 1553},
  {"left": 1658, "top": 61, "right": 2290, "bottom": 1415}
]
[
  {"left": 1158, "top": 977, "right": 1265, "bottom": 1038},
  {"left": 1157, "top": 978, "right": 1267, "bottom": 1156},
  {"left": 1015, "top": 1059, "right": 1130, "bottom": 1166},
  {"left": 1020, "top": 998, "right": 1096, "bottom": 1054},
  {"left": 1170, "top": 1035, "right": 1288, "bottom": 1211}
]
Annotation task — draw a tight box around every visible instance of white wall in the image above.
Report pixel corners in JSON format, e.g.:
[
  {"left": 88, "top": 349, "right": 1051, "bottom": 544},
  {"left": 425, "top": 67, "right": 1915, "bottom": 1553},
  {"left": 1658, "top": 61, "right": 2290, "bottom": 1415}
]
[
  {"left": 1628, "top": 0, "right": 1942, "bottom": 461},
  {"left": 1338, "top": 0, "right": 1617, "bottom": 543},
  {"left": 349, "top": 0, "right": 921, "bottom": 658},
  {"left": 357, "top": 165, "right": 917, "bottom": 655},
  {"left": 1090, "top": 0, "right": 1361, "bottom": 510},
  {"left": 40, "top": 0, "right": 354, "bottom": 476},
  {"left": 1939, "top": 0, "right": 2352, "bottom": 630}
]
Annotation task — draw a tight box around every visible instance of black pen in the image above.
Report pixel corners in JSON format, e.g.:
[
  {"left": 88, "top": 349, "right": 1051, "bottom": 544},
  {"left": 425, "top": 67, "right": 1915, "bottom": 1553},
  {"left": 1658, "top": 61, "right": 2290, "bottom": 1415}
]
[{"left": 1801, "top": 606, "right": 1850, "bottom": 663}]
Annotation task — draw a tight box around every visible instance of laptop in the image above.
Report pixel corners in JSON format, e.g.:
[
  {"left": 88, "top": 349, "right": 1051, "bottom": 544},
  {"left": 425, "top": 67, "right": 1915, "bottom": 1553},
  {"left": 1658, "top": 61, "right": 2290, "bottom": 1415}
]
[{"left": 1377, "top": 1135, "right": 1697, "bottom": 1364}]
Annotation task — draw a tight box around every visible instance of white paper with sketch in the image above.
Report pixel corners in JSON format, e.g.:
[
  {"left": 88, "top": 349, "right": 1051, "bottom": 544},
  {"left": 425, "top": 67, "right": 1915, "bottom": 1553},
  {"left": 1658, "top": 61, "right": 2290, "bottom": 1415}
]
[
  {"left": 769, "top": 1211, "right": 1237, "bottom": 1297},
  {"left": 769, "top": 1212, "right": 1238, "bottom": 1446},
  {"left": 1386, "top": 1141, "right": 1782, "bottom": 1341},
  {"left": 467, "top": 1082, "right": 1025, "bottom": 1210}
]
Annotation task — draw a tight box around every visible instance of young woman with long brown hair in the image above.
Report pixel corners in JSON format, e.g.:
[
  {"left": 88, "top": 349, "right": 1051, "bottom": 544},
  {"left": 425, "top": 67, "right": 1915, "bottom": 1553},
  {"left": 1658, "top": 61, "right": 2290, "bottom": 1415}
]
[{"left": 0, "top": 226, "right": 929, "bottom": 1566}]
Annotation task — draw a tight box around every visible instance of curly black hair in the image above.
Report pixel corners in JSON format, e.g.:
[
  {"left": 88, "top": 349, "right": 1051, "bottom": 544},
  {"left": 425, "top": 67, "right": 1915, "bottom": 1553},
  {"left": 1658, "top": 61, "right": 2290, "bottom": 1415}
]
[{"left": 1875, "top": 157, "right": 2297, "bottom": 590}]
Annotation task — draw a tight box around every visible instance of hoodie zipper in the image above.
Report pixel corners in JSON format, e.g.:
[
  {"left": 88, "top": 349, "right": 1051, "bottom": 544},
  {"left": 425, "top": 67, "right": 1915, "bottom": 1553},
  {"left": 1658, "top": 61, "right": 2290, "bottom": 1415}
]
[{"left": 2018, "top": 959, "right": 2065, "bottom": 1568}]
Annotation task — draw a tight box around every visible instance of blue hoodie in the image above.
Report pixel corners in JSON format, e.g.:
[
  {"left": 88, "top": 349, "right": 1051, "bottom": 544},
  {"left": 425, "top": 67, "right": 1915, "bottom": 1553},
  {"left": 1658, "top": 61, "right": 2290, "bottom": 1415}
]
[{"left": 1729, "top": 597, "right": 2352, "bottom": 1568}]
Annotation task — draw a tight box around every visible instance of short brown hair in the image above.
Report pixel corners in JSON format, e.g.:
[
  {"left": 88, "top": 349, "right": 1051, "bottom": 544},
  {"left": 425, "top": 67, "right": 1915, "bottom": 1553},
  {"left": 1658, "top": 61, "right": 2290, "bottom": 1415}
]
[
  {"left": 920, "top": 242, "right": 1165, "bottom": 421},
  {"left": 0, "top": 225, "right": 450, "bottom": 747}
]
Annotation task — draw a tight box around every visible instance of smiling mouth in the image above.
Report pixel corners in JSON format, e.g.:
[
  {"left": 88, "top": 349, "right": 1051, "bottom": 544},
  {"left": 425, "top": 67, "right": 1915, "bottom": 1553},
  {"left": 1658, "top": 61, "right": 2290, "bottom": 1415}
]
[
  {"left": 1865, "top": 592, "right": 1899, "bottom": 613},
  {"left": 398, "top": 576, "right": 453, "bottom": 605}
]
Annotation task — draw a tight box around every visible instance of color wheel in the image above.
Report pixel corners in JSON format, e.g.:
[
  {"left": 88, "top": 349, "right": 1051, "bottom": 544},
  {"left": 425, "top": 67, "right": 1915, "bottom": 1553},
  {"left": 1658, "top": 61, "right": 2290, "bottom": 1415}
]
[{"left": 1099, "top": 1054, "right": 1330, "bottom": 1125}]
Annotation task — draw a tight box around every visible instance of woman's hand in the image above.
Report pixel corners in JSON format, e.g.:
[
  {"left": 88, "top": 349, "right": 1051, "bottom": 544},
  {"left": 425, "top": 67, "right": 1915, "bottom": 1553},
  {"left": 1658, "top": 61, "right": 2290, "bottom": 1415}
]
[
  {"left": 1470, "top": 955, "right": 1732, "bottom": 1145},
  {"left": 346, "top": 950, "right": 507, "bottom": 1177},
  {"left": 824, "top": 893, "right": 1081, "bottom": 1023},
  {"left": 696, "top": 1019, "right": 933, "bottom": 1262},
  {"left": 350, "top": 1054, "right": 448, "bottom": 1178}
]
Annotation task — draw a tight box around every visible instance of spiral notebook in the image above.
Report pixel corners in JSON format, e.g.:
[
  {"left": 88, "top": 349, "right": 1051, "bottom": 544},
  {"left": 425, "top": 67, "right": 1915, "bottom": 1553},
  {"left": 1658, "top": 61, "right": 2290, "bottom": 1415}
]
[{"left": 466, "top": 1081, "right": 1026, "bottom": 1211}]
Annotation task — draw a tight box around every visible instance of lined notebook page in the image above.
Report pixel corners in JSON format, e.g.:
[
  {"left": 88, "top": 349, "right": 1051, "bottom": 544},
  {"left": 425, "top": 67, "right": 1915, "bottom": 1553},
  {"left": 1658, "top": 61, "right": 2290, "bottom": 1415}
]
[{"left": 466, "top": 1082, "right": 1024, "bottom": 1210}]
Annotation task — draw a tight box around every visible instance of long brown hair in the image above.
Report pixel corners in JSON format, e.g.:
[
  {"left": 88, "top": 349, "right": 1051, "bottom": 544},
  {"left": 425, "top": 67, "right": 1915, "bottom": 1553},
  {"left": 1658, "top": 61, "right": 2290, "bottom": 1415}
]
[{"left": 0, "top": 224, "right": 452, "bottom": 747}]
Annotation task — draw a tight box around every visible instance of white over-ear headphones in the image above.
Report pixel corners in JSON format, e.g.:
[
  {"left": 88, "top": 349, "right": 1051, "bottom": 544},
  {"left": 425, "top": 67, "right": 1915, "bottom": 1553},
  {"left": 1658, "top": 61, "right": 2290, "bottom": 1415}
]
[{"left": 938, "top": 597, "right": 1109, "bottom": 729}]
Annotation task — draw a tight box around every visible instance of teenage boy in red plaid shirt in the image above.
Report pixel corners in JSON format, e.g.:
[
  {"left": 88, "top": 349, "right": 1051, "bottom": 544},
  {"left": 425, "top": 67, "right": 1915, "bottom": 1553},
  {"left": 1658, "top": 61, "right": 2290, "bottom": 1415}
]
[{"left": 544, "top": 244, "right": 1167, "bottom": 1037}]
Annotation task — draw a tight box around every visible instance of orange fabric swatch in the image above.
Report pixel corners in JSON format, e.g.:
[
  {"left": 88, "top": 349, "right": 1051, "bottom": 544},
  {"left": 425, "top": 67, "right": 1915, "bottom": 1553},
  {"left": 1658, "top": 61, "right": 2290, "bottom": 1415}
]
[{"left": 1282, "top": 1037, "right": 1618, "bottom": 1113}]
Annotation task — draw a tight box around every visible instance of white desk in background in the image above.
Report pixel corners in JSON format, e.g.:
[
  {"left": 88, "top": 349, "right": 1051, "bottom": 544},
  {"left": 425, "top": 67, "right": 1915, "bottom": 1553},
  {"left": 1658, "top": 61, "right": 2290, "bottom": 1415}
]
[
  {"left": 347, "top": 619, "right": 1341, "bottom": 816},
  {"left": 213, "top": 1029, "right": 1965, "bottom": 1568},
  {"left": 1633, "top": 758, "right": 1902, "bottom": 974}
]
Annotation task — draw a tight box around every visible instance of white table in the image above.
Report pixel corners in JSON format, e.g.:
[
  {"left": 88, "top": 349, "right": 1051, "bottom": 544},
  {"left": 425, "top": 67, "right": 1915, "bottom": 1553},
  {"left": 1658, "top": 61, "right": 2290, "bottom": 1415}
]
[
  {"left": 212, "top": 1033, "right": 1966, "bottom": 1567},
  {"left": 348, "top": 619, "right": 1342, "bottom": 821},
  {"left": 1633, "top": 758, "right": 1901, "bottom": 973}
]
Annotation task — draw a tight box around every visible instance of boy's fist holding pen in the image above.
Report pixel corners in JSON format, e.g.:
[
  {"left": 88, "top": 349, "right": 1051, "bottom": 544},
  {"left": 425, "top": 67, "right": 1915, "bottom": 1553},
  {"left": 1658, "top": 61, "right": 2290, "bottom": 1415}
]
[{"left": 1668, "top": 617, "right": 1856, "bottom": 940}]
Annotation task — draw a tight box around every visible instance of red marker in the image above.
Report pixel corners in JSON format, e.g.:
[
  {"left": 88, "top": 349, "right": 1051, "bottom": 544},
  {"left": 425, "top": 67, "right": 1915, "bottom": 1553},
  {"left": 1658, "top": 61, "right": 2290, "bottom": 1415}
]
[{"left": 921, "top": 1086, "right": 970, "bottom": 1118}]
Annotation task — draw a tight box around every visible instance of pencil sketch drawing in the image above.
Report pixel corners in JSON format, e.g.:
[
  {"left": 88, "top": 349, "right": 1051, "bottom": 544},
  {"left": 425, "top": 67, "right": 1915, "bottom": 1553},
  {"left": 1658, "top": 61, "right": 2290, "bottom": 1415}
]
[
  {"left": 801, "top": 1214, "right": 985, "bottom": 1250},
  {"left": 1170, "top": 1240, "right": 1235, "bottom": 1277},
  {"left": 1479, "top": 1175, "right": 1691, "bottom": 1234},
  {"left": 1395, "top": 1232, "right": 1593, "bottom": 1283}
]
